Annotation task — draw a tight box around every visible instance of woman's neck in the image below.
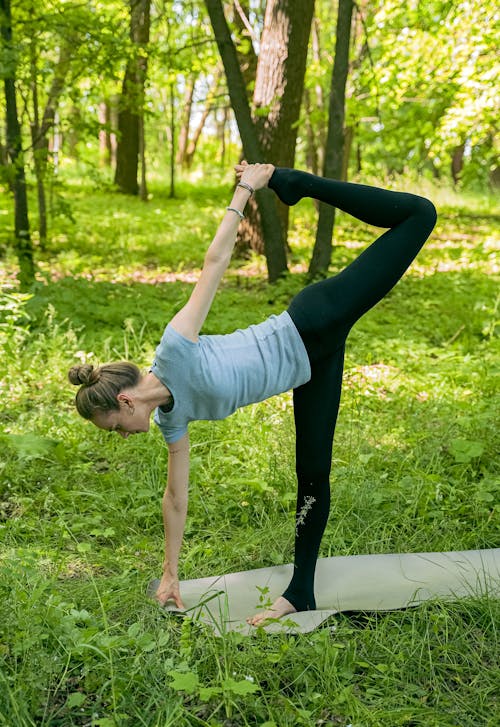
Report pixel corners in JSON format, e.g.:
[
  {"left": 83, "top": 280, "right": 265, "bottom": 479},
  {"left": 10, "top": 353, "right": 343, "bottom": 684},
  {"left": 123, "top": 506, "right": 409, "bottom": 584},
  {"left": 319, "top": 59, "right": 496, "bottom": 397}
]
[{"left": 138, "top": 371, "right": 172, "bottom": 412}]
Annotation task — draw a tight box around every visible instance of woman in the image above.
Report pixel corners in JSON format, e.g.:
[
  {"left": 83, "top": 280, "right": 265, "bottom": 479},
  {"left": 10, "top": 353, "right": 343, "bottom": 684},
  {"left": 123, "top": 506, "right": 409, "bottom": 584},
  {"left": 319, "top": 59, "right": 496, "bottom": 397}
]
[{"left": 69, "top": 163, "right": 437, "bottom": 626}]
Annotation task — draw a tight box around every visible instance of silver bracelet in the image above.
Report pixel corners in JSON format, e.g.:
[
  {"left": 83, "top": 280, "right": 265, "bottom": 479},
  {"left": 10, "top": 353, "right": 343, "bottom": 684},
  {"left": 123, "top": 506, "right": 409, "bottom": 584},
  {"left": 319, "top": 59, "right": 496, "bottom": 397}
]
[
  {"left": 226, "top": 206, "right": 245, "bottom": 220},
  {"left": 237, "top": 181, "right": 255, "bottom": 195}
]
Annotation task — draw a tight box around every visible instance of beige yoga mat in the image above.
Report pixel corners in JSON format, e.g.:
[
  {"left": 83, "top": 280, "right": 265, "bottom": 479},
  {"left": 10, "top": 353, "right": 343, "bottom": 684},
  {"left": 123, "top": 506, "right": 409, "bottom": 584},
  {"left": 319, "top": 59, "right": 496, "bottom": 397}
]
[{"left": 148, "top": 549, "right": 500, "bottom": 635}]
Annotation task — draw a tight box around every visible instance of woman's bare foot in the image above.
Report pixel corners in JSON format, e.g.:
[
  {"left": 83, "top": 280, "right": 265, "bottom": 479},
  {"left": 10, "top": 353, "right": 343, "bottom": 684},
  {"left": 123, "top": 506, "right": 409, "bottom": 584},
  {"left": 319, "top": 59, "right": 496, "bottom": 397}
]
[{"left": 246, "top": 596, "right": 297, "bottom": 627}]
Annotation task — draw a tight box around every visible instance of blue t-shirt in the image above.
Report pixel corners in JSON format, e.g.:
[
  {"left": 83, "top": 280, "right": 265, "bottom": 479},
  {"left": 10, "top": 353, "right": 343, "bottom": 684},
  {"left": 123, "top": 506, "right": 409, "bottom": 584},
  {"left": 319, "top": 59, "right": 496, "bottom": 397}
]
[{"left": 151, "top": 311, "right": 311, "bottom": 444}]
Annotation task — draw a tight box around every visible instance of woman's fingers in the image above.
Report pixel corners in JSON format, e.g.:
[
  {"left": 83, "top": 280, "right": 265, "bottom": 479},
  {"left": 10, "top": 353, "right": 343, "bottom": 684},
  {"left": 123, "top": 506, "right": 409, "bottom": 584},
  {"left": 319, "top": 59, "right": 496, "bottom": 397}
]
[
  {"left": 234, "top": 160, "right": 248, "bottom": 171},
  {"left": 156, "top": 589, "right": 184, "bottom": 609},
  {"left": 235, "top": 162, "right": 275, "bottom": 191}
]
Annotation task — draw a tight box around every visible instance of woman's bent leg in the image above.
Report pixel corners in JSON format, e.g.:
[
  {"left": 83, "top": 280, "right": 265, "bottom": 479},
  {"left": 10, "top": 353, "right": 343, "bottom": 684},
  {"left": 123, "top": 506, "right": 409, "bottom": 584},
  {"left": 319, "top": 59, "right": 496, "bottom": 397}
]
[{"left": 280, "top": 170, "right": 437, "bottom": 360}]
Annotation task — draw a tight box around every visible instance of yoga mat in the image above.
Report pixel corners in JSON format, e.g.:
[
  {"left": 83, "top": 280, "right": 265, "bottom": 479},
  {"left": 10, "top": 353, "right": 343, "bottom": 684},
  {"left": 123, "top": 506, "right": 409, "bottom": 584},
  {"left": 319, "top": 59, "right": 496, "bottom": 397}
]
[{"left": 148, "top": 549, "right": 500, "bottom": 635}]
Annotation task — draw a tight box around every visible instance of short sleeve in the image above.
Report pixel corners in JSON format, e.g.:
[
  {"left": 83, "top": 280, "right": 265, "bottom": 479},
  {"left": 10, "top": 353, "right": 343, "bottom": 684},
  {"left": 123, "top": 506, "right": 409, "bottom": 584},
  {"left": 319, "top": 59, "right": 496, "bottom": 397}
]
[
  {"left": 157, "top": 422, "right": 188, "bottom": 444},
  {"left": 153, "top": 406, "right": 188, "bottom": 444}
]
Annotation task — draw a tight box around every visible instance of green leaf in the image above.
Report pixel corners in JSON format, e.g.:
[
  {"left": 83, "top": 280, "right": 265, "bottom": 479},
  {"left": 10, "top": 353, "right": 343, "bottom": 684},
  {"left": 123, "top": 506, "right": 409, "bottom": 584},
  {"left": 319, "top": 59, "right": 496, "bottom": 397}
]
[
  {"left": 76, "top": 542, "right": 92, "bottom": 553},
  {"left": 127, "top": 622, "right": 141, "bottom": 638},
  {"left": 450, "top": 439, "right": 484, "bottom": 463},
  {"left": 168, "top": 670, "right": 199, "bottom": 693},
  {"left": 198, "top": 686, "right": 222, "bottom": 701},
  {"left": 222, "top": 677, "right": 259, "bottom": 695},
  {"left": 65, "top": 692, "right": 86, "bottom": 708},
  {"left": 3, "top": 433, "right": 60, "bottom": 460}
]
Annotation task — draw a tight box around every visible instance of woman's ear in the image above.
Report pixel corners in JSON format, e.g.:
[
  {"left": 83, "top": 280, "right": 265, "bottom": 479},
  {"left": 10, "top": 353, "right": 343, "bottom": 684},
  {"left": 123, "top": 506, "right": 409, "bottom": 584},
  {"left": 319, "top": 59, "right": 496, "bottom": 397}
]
[{"left": 117, "top": 392, "right": 135, "bottom": 412}]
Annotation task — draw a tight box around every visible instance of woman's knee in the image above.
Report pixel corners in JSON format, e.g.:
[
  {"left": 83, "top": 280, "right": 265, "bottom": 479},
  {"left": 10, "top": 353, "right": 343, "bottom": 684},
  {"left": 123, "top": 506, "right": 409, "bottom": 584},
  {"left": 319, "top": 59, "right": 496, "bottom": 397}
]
[{"left": 413, "top": 195, "right": 437, "bottom": 232}]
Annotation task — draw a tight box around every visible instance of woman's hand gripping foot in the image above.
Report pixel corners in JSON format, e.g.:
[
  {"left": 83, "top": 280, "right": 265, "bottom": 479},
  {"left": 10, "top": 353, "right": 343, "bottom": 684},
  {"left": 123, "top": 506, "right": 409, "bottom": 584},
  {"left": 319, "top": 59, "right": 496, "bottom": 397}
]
[
  {"left": 234, "top": 160, "right": 275, "bottom": 191},
  {"left": 246, "top": 595, "right": 297, "bottom": 627}
]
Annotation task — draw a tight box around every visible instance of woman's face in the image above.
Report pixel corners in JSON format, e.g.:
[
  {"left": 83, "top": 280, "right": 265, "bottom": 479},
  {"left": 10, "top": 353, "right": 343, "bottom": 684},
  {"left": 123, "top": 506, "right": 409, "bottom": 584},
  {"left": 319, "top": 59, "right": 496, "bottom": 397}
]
[{"left": 92, "top": 395, "right": 150, "bottom": 438}]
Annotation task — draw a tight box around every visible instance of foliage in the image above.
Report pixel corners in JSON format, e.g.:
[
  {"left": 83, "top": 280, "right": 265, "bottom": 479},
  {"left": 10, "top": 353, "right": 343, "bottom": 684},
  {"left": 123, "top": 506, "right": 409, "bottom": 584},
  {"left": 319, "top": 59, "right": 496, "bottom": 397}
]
[
  {"left": 0, "top": 177, "right": 499, "bottom": 725},
  {"left": 301, "top": 0, "right": 499, "bottom": 186}
]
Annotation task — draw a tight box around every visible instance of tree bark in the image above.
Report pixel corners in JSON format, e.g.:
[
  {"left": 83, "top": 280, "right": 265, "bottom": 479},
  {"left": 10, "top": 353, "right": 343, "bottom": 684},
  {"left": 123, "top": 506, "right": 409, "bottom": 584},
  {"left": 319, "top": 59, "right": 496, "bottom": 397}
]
[
  {"left": 309, "top": 0, "right": 354, "bottom": 278},
  {"left": 1, "top": 0, "right": 35, "bottom": 289},
  {"left": 114, "top": 0, "right": 150, "bottom": 195},
  {"left": 204, "top": 0, "right": 287, "bottom": 281},
  {"left": 242, "top": 0, "right": 315, "bottom": 252}
]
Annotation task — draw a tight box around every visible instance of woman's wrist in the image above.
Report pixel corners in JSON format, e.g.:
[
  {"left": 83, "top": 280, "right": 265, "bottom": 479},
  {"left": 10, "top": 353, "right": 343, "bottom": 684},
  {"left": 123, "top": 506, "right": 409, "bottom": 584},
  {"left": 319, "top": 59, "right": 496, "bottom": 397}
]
[
  {"left": 163, "top": 560, "right": 178, "bottom": 576},
  {"left": 230, "top": 186, "right": 251, "bottom": 209},
  {"left": 237, "top": 180, "right": 254, "bottom": 195}
]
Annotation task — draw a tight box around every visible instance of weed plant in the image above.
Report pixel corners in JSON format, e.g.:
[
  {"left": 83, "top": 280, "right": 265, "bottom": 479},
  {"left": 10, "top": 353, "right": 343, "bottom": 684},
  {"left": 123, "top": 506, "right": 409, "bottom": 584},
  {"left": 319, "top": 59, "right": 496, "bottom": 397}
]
[{"left": 0, "top": 172, "right": 499, "bottom": 726}]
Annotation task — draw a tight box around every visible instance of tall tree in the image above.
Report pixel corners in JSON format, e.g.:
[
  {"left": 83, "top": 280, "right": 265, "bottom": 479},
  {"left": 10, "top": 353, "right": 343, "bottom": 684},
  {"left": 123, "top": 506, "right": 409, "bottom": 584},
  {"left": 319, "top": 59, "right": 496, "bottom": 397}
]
[
  {"left": 114, "top": 0, "right": 151, "bottom": 196},
  {"left": 176, "top": 74, "right": 196, "bottom": 166},
  {"left": 29, "top": 41, "right": 72, "bottom": 248},
  {"left": 204, "top": 0, "right": 287, "bottom": 281},
  {"left": 309, "top": 0, "right": 354, "bottom": 278},
  {"left": 249, "top": 0, "right": 315, "bottom": 245},
  {"left": 183, "top": 71, "right": 223, "bottom": 168},
  {"left": 0, "top": 0, "right": 35, "bottom": 289}
]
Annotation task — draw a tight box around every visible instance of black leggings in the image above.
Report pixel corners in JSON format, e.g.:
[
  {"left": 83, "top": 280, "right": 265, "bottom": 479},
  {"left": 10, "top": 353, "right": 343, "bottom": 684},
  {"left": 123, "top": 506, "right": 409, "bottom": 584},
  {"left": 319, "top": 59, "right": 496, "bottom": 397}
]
[{"left": 268, "top": 168, "right": 437, "bottom": 611}]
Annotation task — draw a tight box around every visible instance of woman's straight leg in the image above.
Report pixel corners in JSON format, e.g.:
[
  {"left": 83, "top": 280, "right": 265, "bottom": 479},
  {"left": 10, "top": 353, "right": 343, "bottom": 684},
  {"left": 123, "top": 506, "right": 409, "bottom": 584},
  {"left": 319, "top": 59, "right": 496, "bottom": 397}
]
[{"left": 282, "top": 346, "right": 345, "bottom": 611}]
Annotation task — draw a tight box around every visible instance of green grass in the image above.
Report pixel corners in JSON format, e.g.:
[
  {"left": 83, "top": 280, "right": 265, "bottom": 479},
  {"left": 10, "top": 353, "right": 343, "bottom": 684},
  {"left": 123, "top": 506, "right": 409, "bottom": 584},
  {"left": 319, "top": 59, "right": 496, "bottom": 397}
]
[{"left": 0, "top": 171, "right": 499, "bottom": 726}]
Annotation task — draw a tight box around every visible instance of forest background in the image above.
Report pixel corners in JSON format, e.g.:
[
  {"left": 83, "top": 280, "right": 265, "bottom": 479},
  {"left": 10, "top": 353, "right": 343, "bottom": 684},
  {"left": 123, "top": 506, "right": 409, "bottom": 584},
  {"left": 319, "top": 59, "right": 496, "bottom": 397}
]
[{"left": 0, "top": 1, "right": 499, "bottom": 726}]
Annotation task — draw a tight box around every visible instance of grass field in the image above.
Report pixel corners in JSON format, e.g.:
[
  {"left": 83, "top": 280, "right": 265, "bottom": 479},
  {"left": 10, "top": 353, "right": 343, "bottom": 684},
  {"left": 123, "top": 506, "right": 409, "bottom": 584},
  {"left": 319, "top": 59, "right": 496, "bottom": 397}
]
[{"left": 0, "top": 172, "right": 499, "bottom": 726}]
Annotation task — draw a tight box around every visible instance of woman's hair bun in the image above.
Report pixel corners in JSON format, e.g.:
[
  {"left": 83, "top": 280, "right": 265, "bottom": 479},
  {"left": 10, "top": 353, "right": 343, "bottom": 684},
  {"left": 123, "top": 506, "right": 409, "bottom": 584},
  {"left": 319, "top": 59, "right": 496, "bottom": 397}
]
[{"left": 68, "top": 364, "right": 100, "bottom": 387}]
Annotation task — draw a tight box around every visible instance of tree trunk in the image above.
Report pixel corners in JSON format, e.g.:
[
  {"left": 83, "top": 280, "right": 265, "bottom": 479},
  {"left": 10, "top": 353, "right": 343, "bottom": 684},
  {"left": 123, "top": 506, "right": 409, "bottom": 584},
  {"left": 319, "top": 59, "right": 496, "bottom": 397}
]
[
  {"left": 184, "top": 71, "right": 222, "bottom": 168},
  {"left": 242, "top": 0, "right": 315, "bottom": 253},
  {"left": 309, "top": 0, "right": 354, "bottom": 279},
  {"left": 138, "top": 112, "right": 147, "bottom": 200},
  {"left": 204, "top": 0, "right": 287, "bottom": 282},
  {"left": 176, "top": 75, "right": 196, "bottom": 166},
  {"left": 293, "top": 16, "right": 325, "bottom": 178},
  {"left": 98, "top": 101, "right": 114, "bottom": 166},
  {"left": 1, "top": 0, "right": 35, "bottom": 289},
  {"left": 218, "top": 104, "right": 229, "bottom": 167},
  {"left": 342, "top": 125, "right": 354, "bottom": 180},
  {"left": 169, "top": 81, "right": 175, "bottom": 199},
  {"left": 114, "top": 0, "right": 151, "bottom": 195},
  {"left": 30, "top": 41, "right": 47, "bottom": 248},
  {"left": 185, "top": 102, "right": 212, "bottom": 169},
  {"left": 232, "top": 0, "right": 258, "bottom": 94},
  {"left": 490, "top": 165, "right": 500, "bottom": 189},
  {"left": 311, "top": 16, "right": 325, "bottom": 172},
  {"left": 29, "top": 40, "right": 71, "bottom": 247},
  {"left": 451, "top": 143, "right": 465, "bottom": 186},
  {"left": 0, "top": 137, "right": 7, "bottom": 166},
  {"left": 304, "top": 87, "right": 319, "bottom": 175}
]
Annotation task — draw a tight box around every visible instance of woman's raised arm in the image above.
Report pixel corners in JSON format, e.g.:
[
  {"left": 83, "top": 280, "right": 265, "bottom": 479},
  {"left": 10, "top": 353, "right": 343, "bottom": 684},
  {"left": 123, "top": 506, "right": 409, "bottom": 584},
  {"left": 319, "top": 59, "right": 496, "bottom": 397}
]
[{"left": 169, "top": 163, "right": 275, "bottom": 342}]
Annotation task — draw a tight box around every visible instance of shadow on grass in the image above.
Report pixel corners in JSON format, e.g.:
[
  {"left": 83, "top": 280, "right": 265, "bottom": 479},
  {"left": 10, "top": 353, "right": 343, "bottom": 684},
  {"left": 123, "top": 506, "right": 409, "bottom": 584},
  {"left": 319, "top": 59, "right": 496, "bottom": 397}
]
[{"left": 25, "top": 263, "right": 497, "bottom": 354}]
